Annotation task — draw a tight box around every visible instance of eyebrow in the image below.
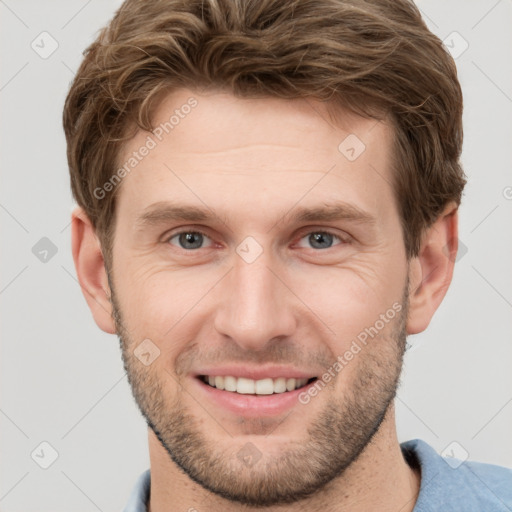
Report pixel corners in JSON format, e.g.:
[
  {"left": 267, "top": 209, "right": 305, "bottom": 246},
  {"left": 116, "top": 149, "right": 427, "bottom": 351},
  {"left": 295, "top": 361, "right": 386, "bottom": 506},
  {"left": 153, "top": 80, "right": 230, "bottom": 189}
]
[{"left": 135, "top": 200, "right": 376, "bottom": 231}]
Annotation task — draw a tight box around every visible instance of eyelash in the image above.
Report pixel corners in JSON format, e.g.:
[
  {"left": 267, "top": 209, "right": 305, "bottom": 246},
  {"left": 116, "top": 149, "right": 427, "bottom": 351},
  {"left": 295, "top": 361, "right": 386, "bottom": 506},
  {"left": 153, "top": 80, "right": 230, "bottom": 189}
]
[{"left": 164, "top": 228, "right": 350, "bottom": 251}]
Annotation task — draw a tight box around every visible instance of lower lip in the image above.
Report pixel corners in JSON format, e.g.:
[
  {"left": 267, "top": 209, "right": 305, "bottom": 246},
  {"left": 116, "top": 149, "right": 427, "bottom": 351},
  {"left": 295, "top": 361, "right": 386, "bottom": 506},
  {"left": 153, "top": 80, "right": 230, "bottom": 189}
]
[{"left": 192, "top": 377, "right": 318, "bottom": 417}]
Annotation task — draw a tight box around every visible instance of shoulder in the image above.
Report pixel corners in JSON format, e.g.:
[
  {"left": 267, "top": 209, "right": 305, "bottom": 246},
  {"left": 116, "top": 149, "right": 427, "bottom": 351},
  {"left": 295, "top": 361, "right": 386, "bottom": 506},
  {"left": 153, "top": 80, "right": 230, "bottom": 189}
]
[
  {"left": 123, "top": 469, "right": 151, "bottom": 512},
  {"left": 401, "top": 439, "right": 512, "bottom": 512}
]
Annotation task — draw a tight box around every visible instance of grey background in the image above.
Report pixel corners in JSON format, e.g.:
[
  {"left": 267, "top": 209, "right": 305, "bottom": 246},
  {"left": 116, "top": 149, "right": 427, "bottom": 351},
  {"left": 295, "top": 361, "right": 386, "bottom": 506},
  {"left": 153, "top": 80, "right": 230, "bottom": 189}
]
[{"left": 1, "top": 0, "right": 511, "bottom": 510}]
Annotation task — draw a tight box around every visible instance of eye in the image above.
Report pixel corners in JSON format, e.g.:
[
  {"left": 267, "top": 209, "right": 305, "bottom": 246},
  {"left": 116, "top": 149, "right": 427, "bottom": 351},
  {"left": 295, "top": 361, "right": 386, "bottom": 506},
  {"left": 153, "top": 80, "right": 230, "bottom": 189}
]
[
  {"left": 296, "top": 230, "right": 346, "bottom": 250},
  {"left": 167, "top": 230, "right": 213, "bottom": 250},
  {"left": 165, "top": 229, "right": 349, "bottom": 252}
]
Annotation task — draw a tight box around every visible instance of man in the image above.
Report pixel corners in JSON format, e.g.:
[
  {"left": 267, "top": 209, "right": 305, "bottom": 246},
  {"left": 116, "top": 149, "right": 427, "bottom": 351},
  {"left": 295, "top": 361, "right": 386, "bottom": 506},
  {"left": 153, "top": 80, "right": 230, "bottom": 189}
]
[{"left": 63, "top": 0, "right": 512, "bottom": 510}]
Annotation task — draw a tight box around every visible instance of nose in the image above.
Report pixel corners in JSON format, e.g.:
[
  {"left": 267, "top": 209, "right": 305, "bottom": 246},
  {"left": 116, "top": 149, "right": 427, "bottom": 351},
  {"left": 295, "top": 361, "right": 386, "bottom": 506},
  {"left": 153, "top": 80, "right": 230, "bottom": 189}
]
[{"left": 213, "top": 247, "right": 297, "bottom": 352}]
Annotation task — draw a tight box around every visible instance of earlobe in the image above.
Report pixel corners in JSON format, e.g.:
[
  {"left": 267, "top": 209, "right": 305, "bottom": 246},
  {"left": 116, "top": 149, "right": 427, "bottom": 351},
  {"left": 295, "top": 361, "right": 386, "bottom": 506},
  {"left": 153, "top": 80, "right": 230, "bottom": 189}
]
[
  {"left": 406, "top": 203, "right": 459, "bottom": 335},
  {"left": 71, "top": 207, "right": 116, "bottom": 334}
]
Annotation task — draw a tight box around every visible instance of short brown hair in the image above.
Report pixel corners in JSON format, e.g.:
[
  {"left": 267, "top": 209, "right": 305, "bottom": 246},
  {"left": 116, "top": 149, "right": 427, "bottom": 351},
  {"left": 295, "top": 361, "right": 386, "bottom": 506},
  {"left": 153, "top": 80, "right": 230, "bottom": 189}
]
[{"left": 63, "top": 0, "right": 466, "bottom": 263}]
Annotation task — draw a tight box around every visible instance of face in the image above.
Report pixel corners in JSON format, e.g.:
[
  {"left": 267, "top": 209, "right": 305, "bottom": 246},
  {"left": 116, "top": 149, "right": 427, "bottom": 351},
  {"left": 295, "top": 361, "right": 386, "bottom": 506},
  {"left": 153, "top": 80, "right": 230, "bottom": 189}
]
[{"left": 108, "top": 89, "right": 411, "bottom": 506}]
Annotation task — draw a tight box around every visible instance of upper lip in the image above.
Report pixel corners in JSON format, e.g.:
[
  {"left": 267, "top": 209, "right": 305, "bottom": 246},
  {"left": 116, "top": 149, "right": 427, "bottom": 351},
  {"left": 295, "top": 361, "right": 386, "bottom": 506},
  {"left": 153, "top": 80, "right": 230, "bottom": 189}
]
[{"left": 193, "top": 365, "right": 319, "bottom": 381}]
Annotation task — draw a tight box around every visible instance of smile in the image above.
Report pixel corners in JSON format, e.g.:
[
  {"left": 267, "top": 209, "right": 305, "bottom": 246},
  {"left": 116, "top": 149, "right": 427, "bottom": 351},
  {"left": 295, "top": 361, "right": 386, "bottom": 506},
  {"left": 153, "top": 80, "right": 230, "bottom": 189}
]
[{"left": 200, "top": 375, "right": 316, "bottom": 395}]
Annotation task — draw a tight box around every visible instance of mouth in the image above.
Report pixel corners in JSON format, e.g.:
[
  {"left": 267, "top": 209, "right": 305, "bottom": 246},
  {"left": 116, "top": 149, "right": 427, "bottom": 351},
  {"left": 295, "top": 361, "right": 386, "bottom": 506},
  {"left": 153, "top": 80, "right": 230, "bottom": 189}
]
[
  {"left": 193, "top": 374, "right": 319, "bottom": 417},
  {"left": 198, "top": 375, "right": 318, "bottom": 395},
  {"left": 190, "top": 367, "right": 321, "bottom": 417}
]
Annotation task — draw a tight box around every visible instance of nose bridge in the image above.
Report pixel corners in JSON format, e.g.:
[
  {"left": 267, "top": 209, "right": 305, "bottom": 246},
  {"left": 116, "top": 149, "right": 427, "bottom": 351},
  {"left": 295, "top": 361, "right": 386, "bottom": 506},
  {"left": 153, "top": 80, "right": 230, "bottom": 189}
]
[{"left": 213, "top": 242, "right": 296, "bottom": 350}]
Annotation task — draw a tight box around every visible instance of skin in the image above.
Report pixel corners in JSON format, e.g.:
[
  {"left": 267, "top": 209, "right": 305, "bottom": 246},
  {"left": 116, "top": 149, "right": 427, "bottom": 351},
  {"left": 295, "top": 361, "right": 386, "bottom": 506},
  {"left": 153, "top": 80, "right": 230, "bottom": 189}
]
[{"left": 72, "top": 88, "right": 459, "bottom": 511}]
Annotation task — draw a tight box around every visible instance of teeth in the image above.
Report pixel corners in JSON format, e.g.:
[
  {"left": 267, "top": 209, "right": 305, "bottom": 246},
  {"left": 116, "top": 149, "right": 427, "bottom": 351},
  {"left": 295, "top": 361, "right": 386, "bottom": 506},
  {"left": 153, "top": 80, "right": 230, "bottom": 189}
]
[
  {"left": 286, "top": 378, "right": 296, "bottom": 391},
  {"left": 203, "top": 375, "right": 312, "bottom": 394},
  {"left": 224, "top": 376, "right": 237, "bottom": 392},
  {"left": 237, "top": 377, "right": 255, "bottom": 394},
  {"left": 274, "top": 377, "right": 287, "bottom": 393},
  {"left": 214, "top": 376, "right": 225, "bottom": 390},
  {"left": 255, "top": 378, "right": 273, "bottom": 395}
]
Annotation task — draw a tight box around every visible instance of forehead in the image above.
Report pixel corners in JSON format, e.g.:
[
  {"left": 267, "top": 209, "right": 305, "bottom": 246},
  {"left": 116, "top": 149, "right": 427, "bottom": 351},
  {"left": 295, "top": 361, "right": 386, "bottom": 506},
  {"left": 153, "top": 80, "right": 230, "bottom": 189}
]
[{"left": 115, "top": 88, "right": 397, "bottom": 227}]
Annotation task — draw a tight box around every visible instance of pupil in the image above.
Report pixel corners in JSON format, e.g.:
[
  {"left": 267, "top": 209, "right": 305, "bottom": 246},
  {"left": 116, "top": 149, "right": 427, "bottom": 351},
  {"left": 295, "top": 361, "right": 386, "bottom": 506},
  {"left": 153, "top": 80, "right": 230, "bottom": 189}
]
[
  {"left": 180, "top": 232, "right": 202, "bottom": 249},
  {"left": 311, "top": 232, "right": 332, "bottom": 249}
]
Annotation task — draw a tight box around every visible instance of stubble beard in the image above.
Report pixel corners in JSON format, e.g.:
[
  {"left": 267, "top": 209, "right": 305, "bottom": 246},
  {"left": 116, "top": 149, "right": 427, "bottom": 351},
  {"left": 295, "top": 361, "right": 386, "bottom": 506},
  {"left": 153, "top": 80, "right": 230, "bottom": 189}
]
[{"left": 110, "top": 277, "right": 409, "bottom": 507}]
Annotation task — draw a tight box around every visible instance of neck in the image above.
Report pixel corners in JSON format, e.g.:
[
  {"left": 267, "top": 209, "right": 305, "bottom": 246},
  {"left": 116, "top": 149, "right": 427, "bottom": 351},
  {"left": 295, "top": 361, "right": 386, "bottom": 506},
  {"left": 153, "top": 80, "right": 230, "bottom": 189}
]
[{"left": 147, "top": 403, "right": 420, "bottom": 512}]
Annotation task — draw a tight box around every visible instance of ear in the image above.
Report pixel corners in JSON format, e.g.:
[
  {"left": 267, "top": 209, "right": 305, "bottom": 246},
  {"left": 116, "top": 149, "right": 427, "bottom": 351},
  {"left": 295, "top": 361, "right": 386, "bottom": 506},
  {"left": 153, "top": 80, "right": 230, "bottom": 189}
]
[
  {"left": 406, "top": 202, "right": 459, "bottom": 334},
  {"left": 71, "top": 206, "right": 116, "bottom": 334}
]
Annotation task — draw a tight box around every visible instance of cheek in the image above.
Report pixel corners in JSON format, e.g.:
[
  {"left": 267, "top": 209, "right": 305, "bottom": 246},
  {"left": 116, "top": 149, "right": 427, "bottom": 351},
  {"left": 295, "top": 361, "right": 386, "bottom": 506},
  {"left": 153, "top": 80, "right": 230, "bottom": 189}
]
[
  {"left": 290, "top": 262, "right": 404, "bottom": 342},
  {"left": 113, "top": 237, "right": 406, "bottom": 350},
  {"left": 114, "top": 262, "right": 219, "bottom": 339}
]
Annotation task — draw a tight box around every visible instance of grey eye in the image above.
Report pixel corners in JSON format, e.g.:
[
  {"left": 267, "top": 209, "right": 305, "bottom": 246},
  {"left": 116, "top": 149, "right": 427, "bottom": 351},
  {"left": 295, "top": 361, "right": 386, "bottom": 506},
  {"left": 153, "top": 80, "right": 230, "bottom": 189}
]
[
  {"left": 296, "top": 230, "right": 345, "bottom": 250},
  {"left": 168, "top": 231, "right": 210, "bottom": 250},
  {"left": 307, "top": 232, "right": 335, "bottom": 249}
]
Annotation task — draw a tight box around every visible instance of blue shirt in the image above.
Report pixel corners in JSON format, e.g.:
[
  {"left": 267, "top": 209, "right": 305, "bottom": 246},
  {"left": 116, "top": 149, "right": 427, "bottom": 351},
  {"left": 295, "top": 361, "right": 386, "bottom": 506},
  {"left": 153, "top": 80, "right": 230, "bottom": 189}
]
[{"left": 123, "top": 439, "right": 512, "bottom": 511}]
